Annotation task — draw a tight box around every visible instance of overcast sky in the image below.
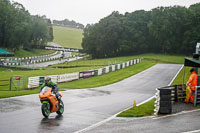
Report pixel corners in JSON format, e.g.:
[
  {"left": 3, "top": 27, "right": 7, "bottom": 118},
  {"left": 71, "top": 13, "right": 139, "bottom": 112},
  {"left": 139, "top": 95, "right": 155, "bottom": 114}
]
[{"left": 13, "top": 0, "right": 200, "bottom": 25}]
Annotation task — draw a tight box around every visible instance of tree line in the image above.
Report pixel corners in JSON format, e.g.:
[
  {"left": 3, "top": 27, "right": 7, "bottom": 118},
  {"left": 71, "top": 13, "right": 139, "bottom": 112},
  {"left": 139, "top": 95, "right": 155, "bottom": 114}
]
[
  {"left": 0, "top": 0, "right": 53, "bottom": 52},
  {"left": 82, "top": 3, "right": 200, "bottom": 58},
  {"left": 53, "top": 19, "right": 84, "bottom": 29}
]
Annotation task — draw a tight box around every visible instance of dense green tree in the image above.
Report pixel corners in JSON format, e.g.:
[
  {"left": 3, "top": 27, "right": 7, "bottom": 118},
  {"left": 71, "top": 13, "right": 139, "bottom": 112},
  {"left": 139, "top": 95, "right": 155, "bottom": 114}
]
[
  {"left": 0, "top": 0, "right": 13, "bottom": 48},
  {"left": 183, "top": 3, "right": 200, "bottom": 54},
  {"left": 82, "top": 3, "right": 200, "bottom": 58},
  {"left": 82, "top": 11, "right": 123, "bottom": 58},
  {"left": 120, "top": 10, "right": 151, "bottom": 55},
  {"left": 11, "top": 2, "right": 32, "bottom": 51},
  {"left": 148, "top": 6, "right": 188, "bottom": 54},
  {"left": 0, "top": 0, "right": 53, "bottom": 51},
  {"left": 30, "top": 15, "right": 53, "bottom": 48}
]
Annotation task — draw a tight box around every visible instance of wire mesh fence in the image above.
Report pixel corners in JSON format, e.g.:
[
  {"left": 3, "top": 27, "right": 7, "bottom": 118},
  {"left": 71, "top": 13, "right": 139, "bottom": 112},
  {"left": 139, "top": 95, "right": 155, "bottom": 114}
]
[{"left": 10, "top": 75, "right": 26, "bottom": 91}]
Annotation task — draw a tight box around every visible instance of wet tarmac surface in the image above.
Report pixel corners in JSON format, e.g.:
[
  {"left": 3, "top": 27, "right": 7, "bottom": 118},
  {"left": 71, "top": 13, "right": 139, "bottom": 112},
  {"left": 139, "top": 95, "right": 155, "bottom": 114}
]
[
  {"left": 86, "top": 109, "right": 200, "bottom": 133},
  {"left": 0, "top": 64, "right": 183, "bottom": 133}
]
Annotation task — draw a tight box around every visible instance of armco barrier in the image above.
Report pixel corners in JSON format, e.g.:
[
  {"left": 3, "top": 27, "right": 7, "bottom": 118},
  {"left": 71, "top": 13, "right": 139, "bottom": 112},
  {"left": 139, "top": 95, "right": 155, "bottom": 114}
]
[
  {"left": 27, "top": 58, "right": 141, "bottom": 88},
  {"left": 0, "top": 51, "right": 59, "bottom": 66}
]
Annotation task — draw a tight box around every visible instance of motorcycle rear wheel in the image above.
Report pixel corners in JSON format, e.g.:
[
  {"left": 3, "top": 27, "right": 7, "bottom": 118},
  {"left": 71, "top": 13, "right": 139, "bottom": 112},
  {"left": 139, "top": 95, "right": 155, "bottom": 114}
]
[
  {"left": 56, "top": 100, "right": 64, "bottom": 115},
  {"left": 41, "top": 102, "right": 50, "bottom": 118}
]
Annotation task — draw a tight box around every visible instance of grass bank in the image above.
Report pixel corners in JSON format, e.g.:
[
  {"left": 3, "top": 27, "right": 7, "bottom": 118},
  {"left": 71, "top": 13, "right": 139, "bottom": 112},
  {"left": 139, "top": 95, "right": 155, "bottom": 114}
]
[{"left": 53, "top": 26, "right": 83, "bottom": 49}]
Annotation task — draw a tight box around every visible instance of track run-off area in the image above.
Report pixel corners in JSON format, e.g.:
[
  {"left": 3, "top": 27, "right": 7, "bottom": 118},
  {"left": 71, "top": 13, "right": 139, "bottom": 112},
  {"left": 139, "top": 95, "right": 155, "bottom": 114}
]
[{"left": 0, "top": 64, "right": 182, "bottom": 133}]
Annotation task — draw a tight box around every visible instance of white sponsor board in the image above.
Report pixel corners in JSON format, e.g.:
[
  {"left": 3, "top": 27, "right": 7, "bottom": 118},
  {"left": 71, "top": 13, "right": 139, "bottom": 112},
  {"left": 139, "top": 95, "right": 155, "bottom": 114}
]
[
  {"left": 134, "top": 59, "right": 136, "bottom": 64},
  {"left": 112, "top": 65, "right": 116, "bottom": 71},
  {"left": 130, "top": 60, "right": 133, "bottom": 65},
  {"left": 127, "top": 61, "right": 130, "bottom": 67},
  {"left": 98, "top": 68, "right": 103, "bottom": 75},
  {"left": 105, "top": 66, "right": 110, "bottom": 73},
  {"left": 28, "top": 76, "right": 40, "bottom": 88},
  {"left": 58, "top": 73, "right": 79, "bottom": 83},
  {"left": 122, "top": 63, "right": 125, "bottom": 68}
]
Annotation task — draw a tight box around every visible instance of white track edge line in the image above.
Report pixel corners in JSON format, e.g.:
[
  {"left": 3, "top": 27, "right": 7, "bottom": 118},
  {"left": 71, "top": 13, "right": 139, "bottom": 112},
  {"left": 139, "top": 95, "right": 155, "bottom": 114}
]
[
  {"left": 74, "top": 96, "right": 155, "bottom": 133},
  {"left": 182, "top": 129, "right": 200, "bottom": 133},
  {"left": 74, "top": 64, "right": 184, "bottom": 133},
  {"left": 168, "top": 65, "right": 184, "bottom": 86}
]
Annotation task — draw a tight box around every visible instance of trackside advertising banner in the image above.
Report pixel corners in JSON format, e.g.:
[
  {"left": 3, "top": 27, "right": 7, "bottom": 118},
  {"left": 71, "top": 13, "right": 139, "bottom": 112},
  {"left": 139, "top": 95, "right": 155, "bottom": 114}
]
[
  {"left": 57, "top": 72, "right": 79, "bottom": 83},
  {"left": 80, "top": 71, "right": 94, "bottom": 78}
]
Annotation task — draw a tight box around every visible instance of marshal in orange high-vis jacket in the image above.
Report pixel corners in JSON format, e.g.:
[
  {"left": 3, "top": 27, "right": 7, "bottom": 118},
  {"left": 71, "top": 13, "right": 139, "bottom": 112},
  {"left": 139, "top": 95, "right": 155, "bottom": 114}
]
[{"left": 185, "top": 68, "right": 198, "bottom": 103}]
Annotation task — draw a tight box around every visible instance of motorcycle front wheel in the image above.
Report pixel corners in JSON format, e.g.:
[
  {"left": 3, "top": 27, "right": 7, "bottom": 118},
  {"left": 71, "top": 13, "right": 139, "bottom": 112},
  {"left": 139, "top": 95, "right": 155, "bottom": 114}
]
[
  {"left": 56, "top": 100, "right": 64, "bottom": 115},
  {"left": 41, "top": 102, "right": 50, "bottom": 118}
]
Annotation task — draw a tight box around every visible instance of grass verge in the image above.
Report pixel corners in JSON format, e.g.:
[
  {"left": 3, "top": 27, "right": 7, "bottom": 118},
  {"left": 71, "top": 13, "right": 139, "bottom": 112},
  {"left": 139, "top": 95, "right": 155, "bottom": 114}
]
[
  {"left": 0, "top": 88, "right": 40, "bottom": 99},
  {"left": 171, "top": 66, "right": 191, "bottom": 85},
  {"left": 117, "top": 99, "right": 156, "bottom": 117},
  {"left": 58, "top": 60, "right": 155, "bottom": 88}
]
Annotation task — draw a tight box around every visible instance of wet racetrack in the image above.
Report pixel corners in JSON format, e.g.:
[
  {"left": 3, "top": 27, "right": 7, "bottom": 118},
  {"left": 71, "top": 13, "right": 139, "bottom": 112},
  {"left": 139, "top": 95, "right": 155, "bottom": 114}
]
[{"left": 0, "top": 64, "right": 182, "bottom": 133}]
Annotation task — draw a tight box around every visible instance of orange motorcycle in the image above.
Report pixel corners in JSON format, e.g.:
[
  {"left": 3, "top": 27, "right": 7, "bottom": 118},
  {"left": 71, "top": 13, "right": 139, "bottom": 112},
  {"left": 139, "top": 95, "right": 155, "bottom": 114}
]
[{"left": 39, "top": 86, "right": 64, "bottom": 118}]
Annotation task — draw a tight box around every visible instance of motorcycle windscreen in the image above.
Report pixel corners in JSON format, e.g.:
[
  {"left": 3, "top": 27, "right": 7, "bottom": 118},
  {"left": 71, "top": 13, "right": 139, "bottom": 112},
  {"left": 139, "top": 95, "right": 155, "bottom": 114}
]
[{"left": 41, "top": 86, "right": 51, "bottom": 94}]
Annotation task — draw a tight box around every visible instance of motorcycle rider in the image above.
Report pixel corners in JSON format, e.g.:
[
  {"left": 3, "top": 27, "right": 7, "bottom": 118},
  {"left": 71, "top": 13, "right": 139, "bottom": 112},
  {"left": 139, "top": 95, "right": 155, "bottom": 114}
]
[{"left": 40, "top": 76, "right": 60, "bottom": 100}]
